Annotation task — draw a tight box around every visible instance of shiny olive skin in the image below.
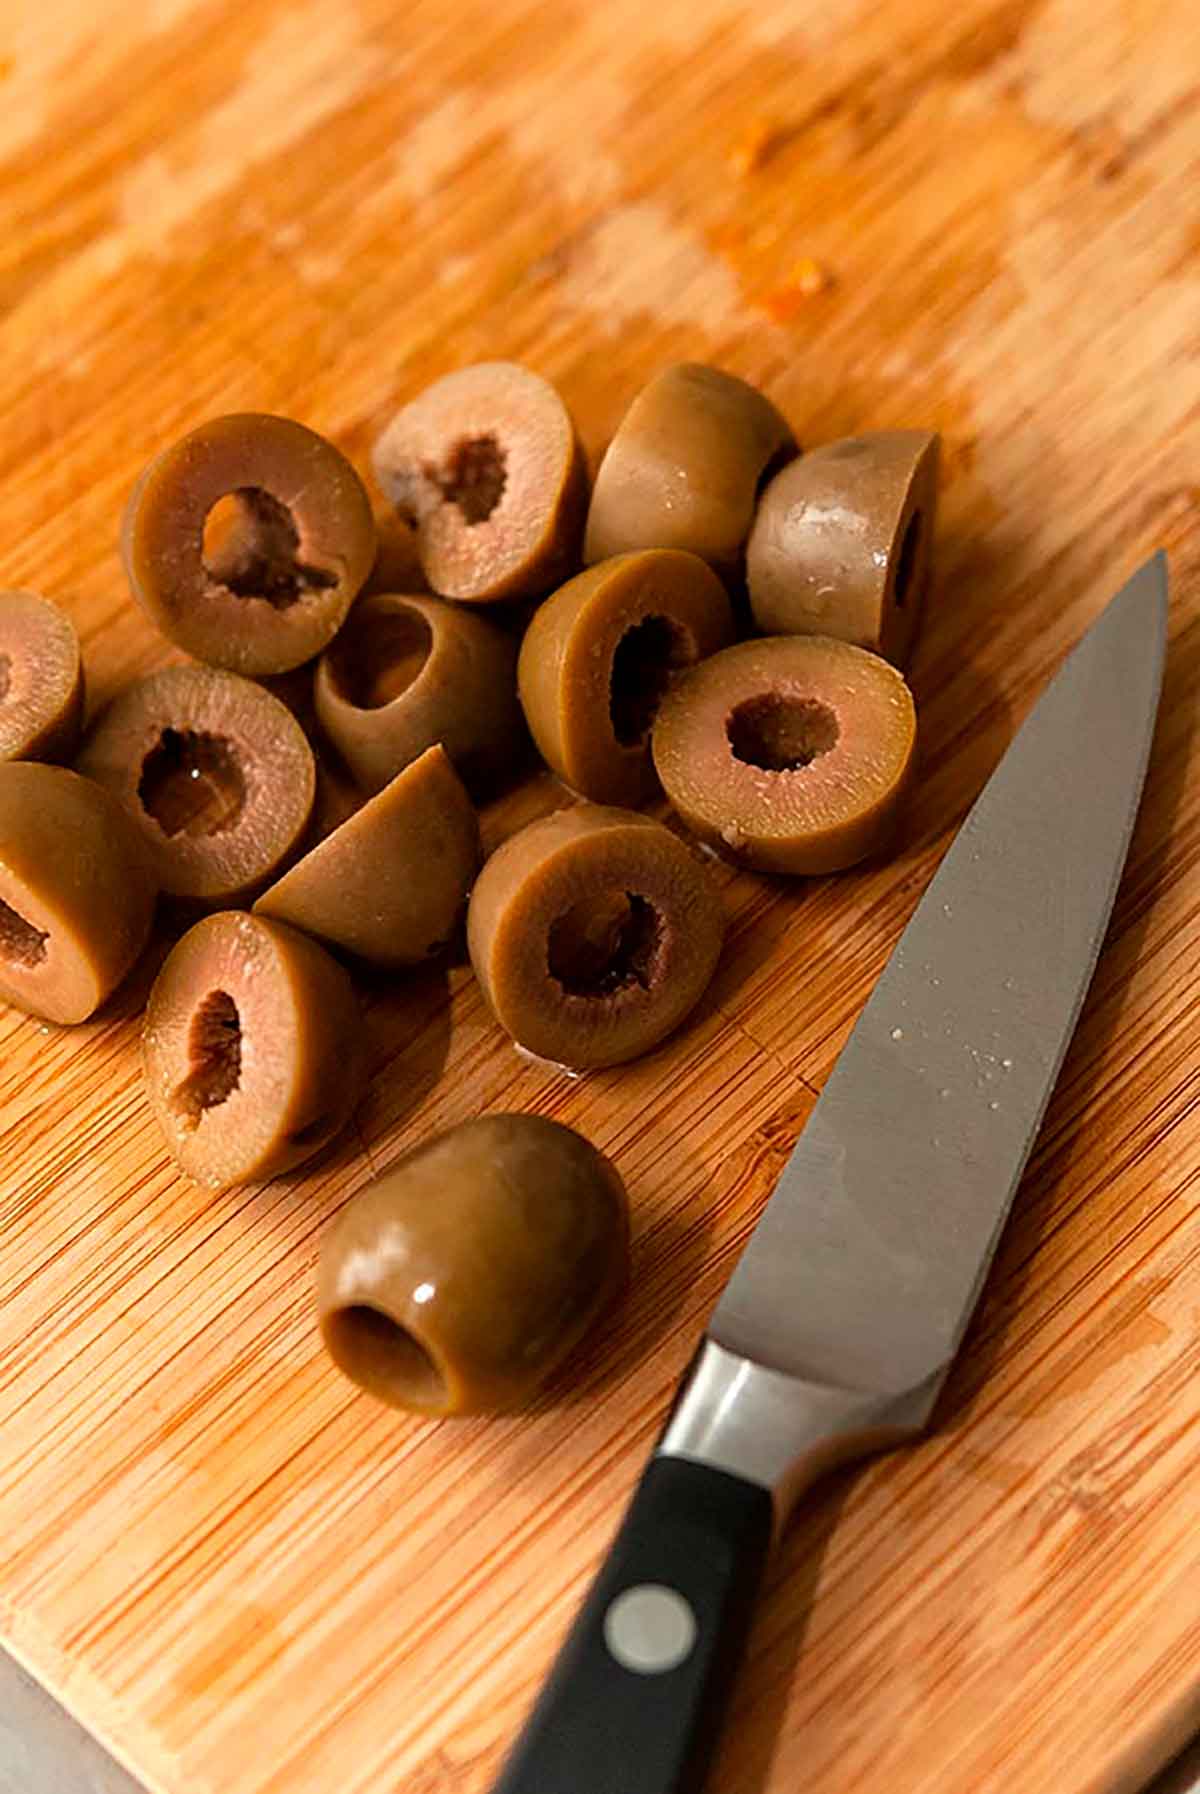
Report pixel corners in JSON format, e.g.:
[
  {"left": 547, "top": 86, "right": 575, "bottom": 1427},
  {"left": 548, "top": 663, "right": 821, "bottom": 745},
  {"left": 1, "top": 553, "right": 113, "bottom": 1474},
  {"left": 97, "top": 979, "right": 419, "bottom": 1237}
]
[
  {"left": 317, "top": 1114, "right": 629, "bottom": 1415},
  {"left": 0, "top": 762, "right": 157, "bottom": 1024},
  {"left": 747, "top": 431, "right": 940, "bottom": 668},
  {"left": 584, "top": 363, "right": 795, "bottom": 575}
]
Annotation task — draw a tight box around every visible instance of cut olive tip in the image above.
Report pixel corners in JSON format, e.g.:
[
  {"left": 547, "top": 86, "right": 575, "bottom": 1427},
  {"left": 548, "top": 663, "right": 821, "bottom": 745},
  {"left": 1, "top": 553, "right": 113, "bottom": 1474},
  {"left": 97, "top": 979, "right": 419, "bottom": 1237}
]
[{"left": 253, "top": 743, "right": 480, "bottom": 968}]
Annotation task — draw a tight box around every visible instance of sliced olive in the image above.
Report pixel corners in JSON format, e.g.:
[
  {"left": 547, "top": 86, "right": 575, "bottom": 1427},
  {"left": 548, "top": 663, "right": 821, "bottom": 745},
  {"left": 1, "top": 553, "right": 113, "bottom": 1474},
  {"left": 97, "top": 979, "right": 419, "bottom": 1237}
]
[
  {"left": 142, "top": 911, "right": 365, "bottom": 1190},
  {"left": 518, "top": 550, "right": 735, "bottom": 805},
  {"left": 584, "top": 363, "right": 795, "bottom": 574},
  {"left": 747, "top": 431, "right": 940, "bottom": 667},
  {"left": 254, "top": 745, "right": 480, "bottom": 966},
  {"left": 372, "top": 362, "right": 587, "bottom": 602},
  {"left": 652, "top": 636, "right": 916, "bottom": 875},
  {"left": 467, "top": 805, "right": 724, "bottom": 1069},
  {"left": 77, "top": 664, "right": 315, "bottom": 906},
  {"left": 314, "top": 591, "right": 525, "bottom": 795},
  {"left": 122, "top": 413, "right": 376, "bottom": 675},
  {"left": 0, "top": 591, "right": 85, "bottom": 764},
  {"left": 0, "top": 763, "right": 157, "bottom": 1024},
  {"left": 317, "top": 1113, "right": 629, "bottom": 1415}
]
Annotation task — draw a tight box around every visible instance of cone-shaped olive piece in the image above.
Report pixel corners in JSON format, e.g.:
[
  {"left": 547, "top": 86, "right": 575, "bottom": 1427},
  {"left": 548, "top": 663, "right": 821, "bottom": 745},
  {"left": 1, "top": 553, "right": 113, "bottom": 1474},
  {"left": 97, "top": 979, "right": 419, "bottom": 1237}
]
[
  {"left": 77, "top": 664, "right": 315, "bottom": 907},
  {"left": 317, "top": 1114, "right": 628, "bottom": 1415},
  {"left": 254, "top": 745, "right": 479, "bottom": 967},
  {"left": 518, "top": 550, "right": 735, "bottom": 805},
  {"left": 747, "top": 431, "right": 940, "bottom": 667},
  {"left": 122, "top": 413, "right": 376, "bottom": 675},
  {"left": 468, "top": 805, "right": 724, "bottom": 1069},
  {"left": 372, "top": 362, "right": 587, "bottom": 602},
  {"left": 0, "top": 592, "right": 85, "bottom": 764},
  {"left": 314, "top": 591, "right": 525, "bottom": 795},
  {"left": 142, "top": 911, "right": 365, "bottom": 1190},
  {"left": 584, "top": 364, "right": 795, "bottom": 574},
  {"left": 652, "top": 636, "right": 916, "bottom": 876},
  {"left": 0, "top": 763, "right": 157, "bottom": 1024}
]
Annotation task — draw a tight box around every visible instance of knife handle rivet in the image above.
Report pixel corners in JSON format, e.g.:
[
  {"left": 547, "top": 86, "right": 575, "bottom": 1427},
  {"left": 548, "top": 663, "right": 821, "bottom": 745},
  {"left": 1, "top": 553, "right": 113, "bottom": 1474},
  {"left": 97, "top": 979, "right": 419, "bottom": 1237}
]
[{"left": 602, "top": 1584, "right": 697, "bottom": 1675}]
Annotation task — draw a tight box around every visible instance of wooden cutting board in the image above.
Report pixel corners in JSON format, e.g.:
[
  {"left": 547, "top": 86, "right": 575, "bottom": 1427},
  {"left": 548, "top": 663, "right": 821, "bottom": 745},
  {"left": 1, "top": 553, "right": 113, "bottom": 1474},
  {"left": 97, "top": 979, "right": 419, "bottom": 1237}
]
[{"left": 3, "top": 1, "right": 1200, "bottom": 1789}]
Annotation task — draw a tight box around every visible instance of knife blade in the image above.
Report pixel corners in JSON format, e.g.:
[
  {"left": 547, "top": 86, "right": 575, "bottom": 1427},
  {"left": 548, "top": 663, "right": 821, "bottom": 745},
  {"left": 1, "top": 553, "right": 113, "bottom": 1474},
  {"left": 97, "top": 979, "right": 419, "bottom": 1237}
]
[
  {"left": 492, "top": 553, "right": 1168, "bottom": 1794},
  {"left": 0, "top": 1643, "right": 147, "bottom": 1793}
]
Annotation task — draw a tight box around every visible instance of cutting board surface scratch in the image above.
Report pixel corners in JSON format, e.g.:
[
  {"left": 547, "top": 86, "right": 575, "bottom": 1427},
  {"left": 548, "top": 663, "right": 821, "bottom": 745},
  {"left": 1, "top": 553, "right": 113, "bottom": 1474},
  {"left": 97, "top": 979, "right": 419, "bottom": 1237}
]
[{"left": 2, "top": 1, "right": 1200, "bottom": 1790}]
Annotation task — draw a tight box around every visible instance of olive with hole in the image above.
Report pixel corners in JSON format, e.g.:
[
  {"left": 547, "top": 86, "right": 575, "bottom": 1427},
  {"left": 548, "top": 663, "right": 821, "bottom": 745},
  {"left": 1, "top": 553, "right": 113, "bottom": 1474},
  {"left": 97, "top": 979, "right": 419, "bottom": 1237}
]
[
  {"left": 0, "top": 592, "right": 85, "bottom": 764},
  {"left": 584, "top": 363, "right": 795, "bottom": 575},
  {"left": 372, "top": 362, "right": 587, "bottom": 603},
  {"left": 122, "top": 413, "right": 376, "bottom": 676},
  {"left": 314, "top": 591, "right": 525, "bottom": 795},
  {"left": 317, "top": 1114, "right": 629, "bottom": 1415},
  {"left": 518, "top": 549, "right": 735, "bottom": 805},
  {"left": 77, "top": 664, "right": 315, "bottom": 907},
  {"left": 254, "top": 745, "right": 479, "bottom": 967},
  {"left": 142, "top": 911, "right": 365, "bottom": 1190},
  {"left": 652, "top": 636, "right": 917, "bottom": 876},
  {"left": 0, "top": 763, "right": 157, "bottom": 1024},
  {"left": 747, "top": 431, "right": 940, "bottom": 667},
  {"left": 468, "top": 805, "right": 724, "bottom": 1069}
]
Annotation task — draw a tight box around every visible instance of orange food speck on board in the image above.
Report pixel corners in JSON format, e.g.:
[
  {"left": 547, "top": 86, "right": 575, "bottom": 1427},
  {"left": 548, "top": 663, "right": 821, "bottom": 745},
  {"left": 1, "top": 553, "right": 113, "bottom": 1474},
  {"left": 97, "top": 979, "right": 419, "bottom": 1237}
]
[
  {"left": 761, "top": 258, "right": 833, "bottom": 321},
  {"left": 729, "top": 118, "right": 781, "bottom": 176},
  {"left": 0, "top": 55, "right": 14, "bottom": 80}
]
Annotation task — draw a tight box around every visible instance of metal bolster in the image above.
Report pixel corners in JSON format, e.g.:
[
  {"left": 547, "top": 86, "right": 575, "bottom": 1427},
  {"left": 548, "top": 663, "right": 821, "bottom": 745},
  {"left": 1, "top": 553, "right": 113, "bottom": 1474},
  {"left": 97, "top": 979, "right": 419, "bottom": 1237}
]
[{"left": 655, "top": 1339, "right": 940, "bottom": 1534}]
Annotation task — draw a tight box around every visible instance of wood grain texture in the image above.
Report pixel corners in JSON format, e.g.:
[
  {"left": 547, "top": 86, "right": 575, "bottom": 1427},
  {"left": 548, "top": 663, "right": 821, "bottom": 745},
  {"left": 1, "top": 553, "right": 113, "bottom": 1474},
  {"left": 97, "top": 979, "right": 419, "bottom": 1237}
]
[{"left": 2, "top": 0, "right": 1199, "bottom": 1790}]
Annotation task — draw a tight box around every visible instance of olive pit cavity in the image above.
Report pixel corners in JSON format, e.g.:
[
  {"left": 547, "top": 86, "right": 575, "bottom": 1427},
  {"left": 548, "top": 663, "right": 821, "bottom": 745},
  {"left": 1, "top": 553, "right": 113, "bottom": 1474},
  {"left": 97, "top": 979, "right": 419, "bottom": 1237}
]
[
  {"left": 609, "top": 614, "right": 688, "bottom": 747},
  {"left": 173, "top": 988, "right": 242, "bottom": 1128},
  {"left": 138, "top": 727, "right": 247, "bottom": 838},
  {"left": 0, "top": 895, "right": 49, "bottom": 968},
  {"left": 426, "top": 434, "right": 507, "bottom": 525},
  {"left": 326, "top": 1304, "right": 447, "bottom": 1409},
  {"left": 727, "top": 694, "right": 840, "bottom": 773},
  {"left": 203, "top": 487, "right": 336, "bottom": 609},
  {"left": 329, "top": 607, "right": 434, "bottom": 710},
  {"left": 548, "top": 890, "right": 663, "bottom": 998}
]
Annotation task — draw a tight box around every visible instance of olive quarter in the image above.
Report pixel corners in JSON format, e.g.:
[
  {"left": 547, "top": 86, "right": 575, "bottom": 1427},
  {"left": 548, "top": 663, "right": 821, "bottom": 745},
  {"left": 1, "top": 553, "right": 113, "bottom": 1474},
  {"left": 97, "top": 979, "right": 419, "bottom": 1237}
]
[{"left": 317, "top": 1114, "right": 629, "bottom": 1416}]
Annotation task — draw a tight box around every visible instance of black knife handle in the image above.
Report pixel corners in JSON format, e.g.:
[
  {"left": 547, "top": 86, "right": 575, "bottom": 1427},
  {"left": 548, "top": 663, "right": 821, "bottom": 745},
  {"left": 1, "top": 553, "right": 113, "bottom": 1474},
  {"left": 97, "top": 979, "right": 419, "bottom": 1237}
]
[{"left": 491, "top": 1456, "right": 773, "bottom": 1794}]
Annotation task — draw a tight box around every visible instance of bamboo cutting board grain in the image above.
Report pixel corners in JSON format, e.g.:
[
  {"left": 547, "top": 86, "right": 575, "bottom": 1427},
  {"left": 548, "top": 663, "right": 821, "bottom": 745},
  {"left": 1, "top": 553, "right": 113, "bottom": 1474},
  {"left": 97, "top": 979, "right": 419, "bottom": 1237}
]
[{"left": 2, "top": 1, "right": 1200, "bottom": 1790}]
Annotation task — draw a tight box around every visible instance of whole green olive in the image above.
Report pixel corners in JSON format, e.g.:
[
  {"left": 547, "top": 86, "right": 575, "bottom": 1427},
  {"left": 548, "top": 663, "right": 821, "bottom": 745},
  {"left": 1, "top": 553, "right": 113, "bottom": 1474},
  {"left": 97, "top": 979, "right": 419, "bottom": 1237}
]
[{"left": 316, "top": 1114, "right": 629, "bottom": 1416}]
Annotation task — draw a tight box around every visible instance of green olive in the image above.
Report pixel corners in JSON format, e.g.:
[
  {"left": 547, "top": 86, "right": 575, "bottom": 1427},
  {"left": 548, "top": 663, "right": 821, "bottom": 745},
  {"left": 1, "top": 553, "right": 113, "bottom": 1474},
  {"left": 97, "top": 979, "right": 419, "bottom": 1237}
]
[{"left": 317, "top": 1114, "right": 629, "bottom": 1415}]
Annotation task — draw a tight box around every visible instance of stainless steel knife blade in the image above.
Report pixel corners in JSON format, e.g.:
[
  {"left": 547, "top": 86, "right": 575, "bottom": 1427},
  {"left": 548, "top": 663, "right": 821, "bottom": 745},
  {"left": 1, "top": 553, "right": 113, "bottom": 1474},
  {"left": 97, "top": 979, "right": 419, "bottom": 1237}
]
[
  {"left": 712, "top": 549, "right": 1167, "bottom": 1401},
  {"left": 0, "top": 1644, "right": 147, "bottom": 1794},
  {"left": 493, "top": 555, "right": 1167, "bottom": 1794}
]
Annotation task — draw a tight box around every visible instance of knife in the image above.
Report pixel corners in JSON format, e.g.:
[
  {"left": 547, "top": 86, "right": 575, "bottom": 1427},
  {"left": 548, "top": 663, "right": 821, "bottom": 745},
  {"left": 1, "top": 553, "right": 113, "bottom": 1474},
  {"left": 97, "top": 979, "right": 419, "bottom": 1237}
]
[
  {"left": 492, "top": 553, "right": 1168, "bottom": 1794},
  {"left": 0, "top": 1642, "right": 147, "bottom": 1792}
]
